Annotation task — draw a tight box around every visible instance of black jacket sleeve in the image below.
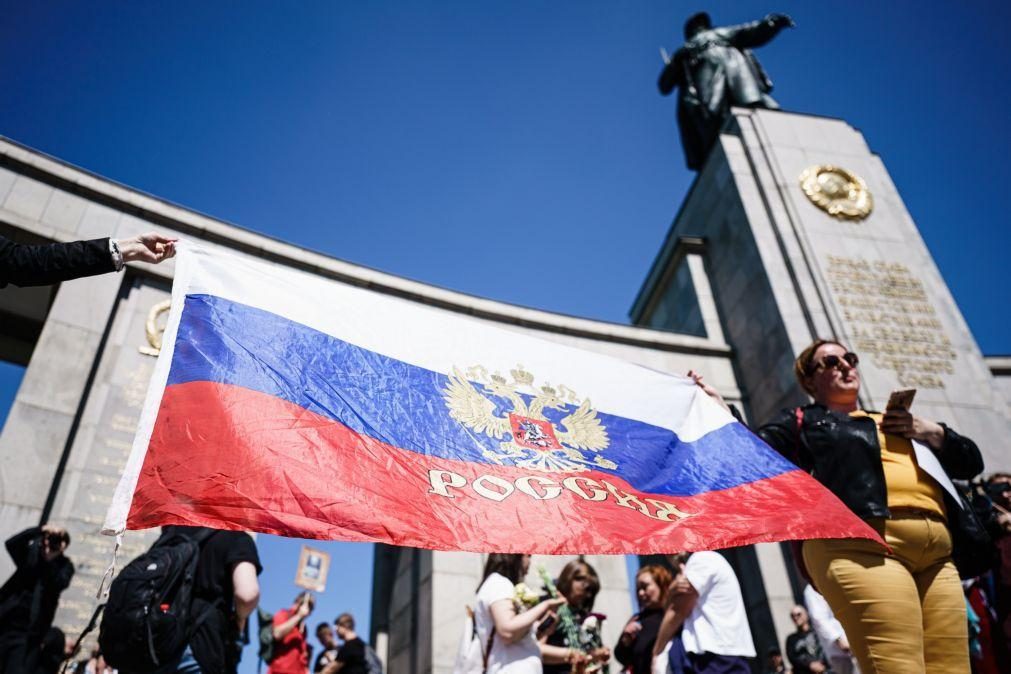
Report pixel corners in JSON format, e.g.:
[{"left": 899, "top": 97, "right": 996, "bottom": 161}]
[
  {"left": 0, "top": 235, "right": 115, "bottom": 288},
  {"left": 5, "top": 526, "right": 42, "bottom": 569},
  {"left": 936, "top": 424, "right": 984, "bottom": 480},
  {"left": 756, "top": 407, "right": 804, "bottom": 467},
  {"left": 613, "top": 626, "right": 634, "bottom": 666}
]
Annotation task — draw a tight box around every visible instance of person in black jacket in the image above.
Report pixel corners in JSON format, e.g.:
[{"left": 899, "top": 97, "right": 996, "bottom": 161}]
[
  {"left": 0, "top": 526, "right": 74, "bottom": 674},
  {"left": 0, "top": 232, "right": 176, "bottom": 288},
  {"left": 693, "top": 339, "right": 983, "bottom": 674},
  {"left": 615, "top": 564, "right": 672, "bottom": 674},
  {"left": 785, "top": 606, "right": 831, "bottom": 674}
]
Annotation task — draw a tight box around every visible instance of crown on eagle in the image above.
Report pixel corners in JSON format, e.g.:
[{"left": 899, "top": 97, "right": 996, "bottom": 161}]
[{"left": 510, "top": 365, "right": 534, "bottom": 386}]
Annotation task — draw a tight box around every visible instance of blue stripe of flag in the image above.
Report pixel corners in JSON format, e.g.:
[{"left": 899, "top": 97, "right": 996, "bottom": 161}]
[{"left": 165, "top": 294, "right": 795, "bottom": 497}]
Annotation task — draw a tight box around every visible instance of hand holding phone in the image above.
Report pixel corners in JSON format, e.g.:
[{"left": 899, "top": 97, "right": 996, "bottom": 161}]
[{"left": 886, "top": 388, "right": 916, "bottom": 411}]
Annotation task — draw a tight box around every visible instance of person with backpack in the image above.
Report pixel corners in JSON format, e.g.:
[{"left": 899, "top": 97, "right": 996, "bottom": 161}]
[
  {"left": 0, "top": 525, "right": 73, "bottom": 674},
  {"left": 268, "top": 593, "right": 314, "bottom": 674},
  {"left": 98, "top": 525, "right": 260, "bottom": 674}
]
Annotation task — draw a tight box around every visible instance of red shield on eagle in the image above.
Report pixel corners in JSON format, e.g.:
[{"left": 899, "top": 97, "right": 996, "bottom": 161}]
[{"left": 508, "top": 413, "right": 563, "bottom": 451}]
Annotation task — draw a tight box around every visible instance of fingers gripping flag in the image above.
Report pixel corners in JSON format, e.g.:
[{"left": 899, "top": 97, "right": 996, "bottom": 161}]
[{"left": 104, "top": 244, "right": 880, "bottom": 554}]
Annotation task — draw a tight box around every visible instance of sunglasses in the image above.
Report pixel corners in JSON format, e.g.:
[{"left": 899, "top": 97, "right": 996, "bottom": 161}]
[{"left": 809, "top": 351, "right": 859, "bottom": 374}]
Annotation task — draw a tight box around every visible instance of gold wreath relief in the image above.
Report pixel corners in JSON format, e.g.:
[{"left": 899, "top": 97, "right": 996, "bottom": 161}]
[
  {"left": 139, "top": 299, "right": 172, "bottom": 356},
  {"left": 799, "top": 165, "right": 873, "bottom": 221}
]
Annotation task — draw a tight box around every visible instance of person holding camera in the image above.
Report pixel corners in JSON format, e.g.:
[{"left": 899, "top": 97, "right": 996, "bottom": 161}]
[{"left": 0, "top": 525, "right": 74, "bottom": 674}]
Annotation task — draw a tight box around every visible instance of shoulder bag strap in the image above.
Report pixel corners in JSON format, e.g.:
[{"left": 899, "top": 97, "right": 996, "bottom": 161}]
[
  {"left": 791, "top": 407, "right": 805, "bottom": 465},
  {"left": 482, "top": 629, "right": 494, "bottom": 674}
]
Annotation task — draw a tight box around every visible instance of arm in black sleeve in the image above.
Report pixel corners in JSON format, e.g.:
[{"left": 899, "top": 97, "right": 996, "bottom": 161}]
[
  {"left": 43, "top": 557, "right": 75, "bottom": 592},
  {"left": 936, "top": 424, "right": 984, "bottom": 480},
  {"left": 0, "top": 235, "right": 116, "bottom": 288},
  {"left": 756, "top": 408, "right": 804, "bottom": 467},
  {"left": 5, "top": 527, "right": 42, "bottom": 569},
  {"left": 613, "top": 630, "right": 633, "bottom": 666}
]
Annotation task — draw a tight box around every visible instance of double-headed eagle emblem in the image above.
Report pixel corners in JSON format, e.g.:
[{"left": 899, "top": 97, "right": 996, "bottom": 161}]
[{"left": 443, "top": 365, "right": 614, "bottom": 473}]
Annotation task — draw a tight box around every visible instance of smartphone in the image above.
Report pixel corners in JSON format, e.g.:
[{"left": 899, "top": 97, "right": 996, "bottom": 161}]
[
  {"left": 886, "top": 388, "right": 916, "bottom": 411},
  {"left": 536, "top": 614, "right": 557, "bottom": 637}
]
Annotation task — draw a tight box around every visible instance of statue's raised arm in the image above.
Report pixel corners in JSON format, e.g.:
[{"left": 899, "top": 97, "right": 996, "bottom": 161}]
[
  {"left": 658, "top": 12, "right": 795, "bottom": 170},
  {"left": 721, "top": 13, "right": 795, "bottom": 50}
]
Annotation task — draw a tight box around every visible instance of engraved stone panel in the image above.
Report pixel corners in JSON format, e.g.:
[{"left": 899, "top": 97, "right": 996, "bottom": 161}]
[
  {"left": 825, "top": 255, "right": 955, "bottom": 390},
  {"left": 47, "top": 277, "right": 170, "bottom": 645}
]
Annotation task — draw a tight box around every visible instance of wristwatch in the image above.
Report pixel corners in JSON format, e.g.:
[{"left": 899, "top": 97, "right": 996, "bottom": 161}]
[{"left": 109, "top": 238, "right": 125, "bottom": 272}]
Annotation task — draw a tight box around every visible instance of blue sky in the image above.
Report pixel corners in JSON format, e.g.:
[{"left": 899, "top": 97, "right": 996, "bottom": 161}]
[{"left": 1, "top": 1, "right": 1009, "bottom": 668}]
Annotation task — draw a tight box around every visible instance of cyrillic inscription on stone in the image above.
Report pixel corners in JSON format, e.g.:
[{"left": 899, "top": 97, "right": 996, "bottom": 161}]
[{"left": 826, "top": 256, "right": 955, "bottom": 389}]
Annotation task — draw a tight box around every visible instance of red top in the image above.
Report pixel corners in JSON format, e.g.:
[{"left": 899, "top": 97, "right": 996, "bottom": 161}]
[{"left": 267, "top": 608, "right": 309, "bottom": 674}]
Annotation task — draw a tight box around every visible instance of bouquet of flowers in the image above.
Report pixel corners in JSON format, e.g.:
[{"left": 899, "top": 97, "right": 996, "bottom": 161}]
[
  {"left": 513, "top": 582, "right": 541, "bottom": 610},
  {"left": 537, "top": 565, "right": 610, "bottom": 674},
  {"left": 577, "top": 614, "right": 609, "bottom": 674}
]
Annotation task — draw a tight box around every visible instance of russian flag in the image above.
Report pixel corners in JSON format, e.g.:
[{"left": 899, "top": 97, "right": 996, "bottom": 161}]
[{"left": 104, "top": 244, "right": 879, "bottom": 554}]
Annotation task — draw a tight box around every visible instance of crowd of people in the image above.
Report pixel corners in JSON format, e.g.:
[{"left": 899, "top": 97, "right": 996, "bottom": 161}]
[
  {"left": 264, "top": 592, "right": 374, "bottom": 674},
  {"left": 0, "top": 521, "right": 377, "bottom": 674},
  {"left": 1, "top": 234, "right": 1010, "bottom": 674},
  {"left": 458, "top": 340, "right": 1009, "bottom": 674}
]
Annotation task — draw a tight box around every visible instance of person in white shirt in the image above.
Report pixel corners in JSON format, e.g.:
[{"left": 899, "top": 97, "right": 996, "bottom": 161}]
[
  {"left": 803, "top": 585, "right": 859, "bottom": 674},
  {"left": 652, "top": 552, "right": 756, "bottom": 674},
  {"left": 474, "top": 554, "right": 567, "bottom": 674}
]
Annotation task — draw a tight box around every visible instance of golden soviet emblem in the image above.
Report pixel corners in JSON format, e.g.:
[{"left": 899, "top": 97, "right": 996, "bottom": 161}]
[
  {"left": 139, "top": 299, "right": 171, "bottom": 356},
  {"left": 443, "top": 365, "right": 614, "bottom": 473},
  {"left": 799, "top": 165, "right": 873, "bottom": 220}
]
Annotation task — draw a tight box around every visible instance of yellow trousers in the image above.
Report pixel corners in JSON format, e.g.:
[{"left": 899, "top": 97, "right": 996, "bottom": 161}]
[{"left": 803, "top": 513, "right": 969, "bottom": 674}]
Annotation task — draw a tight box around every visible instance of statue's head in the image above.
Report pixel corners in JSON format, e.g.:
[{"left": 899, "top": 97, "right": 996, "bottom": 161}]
[{"left": 683, "top": 11, "right": 712, "bottom": 39}]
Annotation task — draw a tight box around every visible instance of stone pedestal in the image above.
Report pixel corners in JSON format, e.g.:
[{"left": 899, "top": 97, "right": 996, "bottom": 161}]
[
  {"left": 636, "top": 107, "right": 1010, "bottom": 472},
  {"left": 631, "top": 107, "right": 1011, "bottom": 650}
]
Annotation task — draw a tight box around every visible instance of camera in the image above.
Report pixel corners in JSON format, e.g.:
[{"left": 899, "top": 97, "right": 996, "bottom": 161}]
[{"left": 43, "top": 530, "right": 69, "bottom": 552}]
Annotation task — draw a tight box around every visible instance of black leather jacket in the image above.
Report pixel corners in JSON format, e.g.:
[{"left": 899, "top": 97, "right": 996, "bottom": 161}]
[{"left": 757, "top": 403, "right": 984, "bottom": 520}]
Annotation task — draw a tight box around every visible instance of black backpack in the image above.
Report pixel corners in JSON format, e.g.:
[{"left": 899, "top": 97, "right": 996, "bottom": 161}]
[
  {"left": 364, "top": 644, "right": 384, "bottom": 674},
  {"left": 98, "top": 528, "right": 216, "bottom": 672},
  {"left": 256, "top": 607, "right": 275, "bottom": 671}
]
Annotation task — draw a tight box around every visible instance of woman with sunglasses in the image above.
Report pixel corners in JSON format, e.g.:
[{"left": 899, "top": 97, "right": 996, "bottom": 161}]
[
  {"left": 697, "top": 338, "right": 982, "bottom": 673},
  {"left": 540, "top": 560, "right": 609, "bottom": 673}
]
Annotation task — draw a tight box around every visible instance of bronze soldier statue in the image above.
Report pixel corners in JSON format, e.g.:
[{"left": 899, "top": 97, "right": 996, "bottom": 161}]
[{"left": 659, "top": 12, "right": 794, "bottom": 170}]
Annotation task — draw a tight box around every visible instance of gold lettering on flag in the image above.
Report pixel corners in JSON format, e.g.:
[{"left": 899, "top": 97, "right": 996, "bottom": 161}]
[{"left": 427, "top": 469, "right": 693, "bottom": 522}]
